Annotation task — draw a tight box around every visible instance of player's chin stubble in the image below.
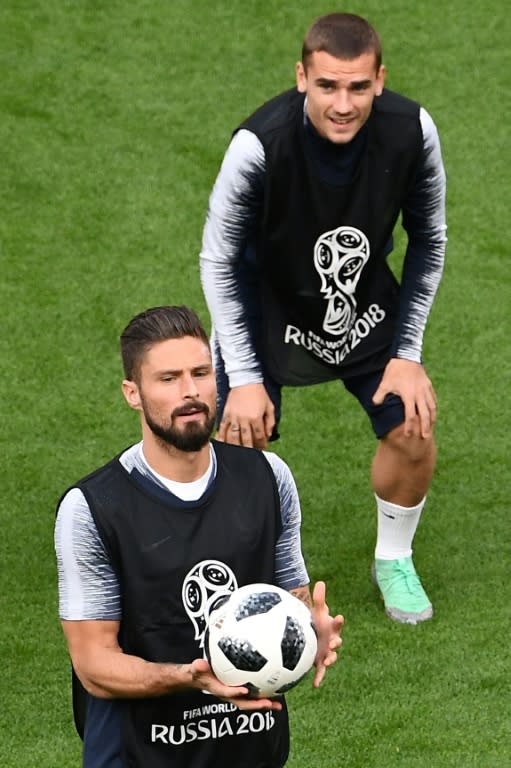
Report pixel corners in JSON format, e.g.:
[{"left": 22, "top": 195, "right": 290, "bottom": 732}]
[{"left": 144, "top": 401, "right": 216, "bottom": 453}]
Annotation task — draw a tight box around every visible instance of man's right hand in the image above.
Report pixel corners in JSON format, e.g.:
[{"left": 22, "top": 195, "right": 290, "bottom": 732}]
[
  {"left": 189, "top": 658, "right": 283, "bottom": 711},
  {"left": 216, "top": 383, "right": 275, "bottom": 450}
]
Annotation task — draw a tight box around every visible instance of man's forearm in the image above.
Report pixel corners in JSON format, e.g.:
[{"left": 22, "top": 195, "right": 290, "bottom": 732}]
[{"left": 74, "top": 649, "right": 194, "bottom": 700}]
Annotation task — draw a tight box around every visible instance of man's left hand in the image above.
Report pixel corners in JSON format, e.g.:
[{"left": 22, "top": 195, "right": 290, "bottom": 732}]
[
  {"left": 372, "top": 358, "right": 437, "bottom": 438},
  {"left": 310, "top": 581, "right": 344, "bottom": 688}
]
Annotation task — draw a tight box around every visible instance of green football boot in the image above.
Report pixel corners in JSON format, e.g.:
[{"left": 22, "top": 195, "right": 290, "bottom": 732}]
[{"left": 372, "top": 556, "right": 433, "bottom": 624}]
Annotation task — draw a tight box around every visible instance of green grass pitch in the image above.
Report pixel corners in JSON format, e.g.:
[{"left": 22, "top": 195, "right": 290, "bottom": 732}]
[{"left": 0, "top": 1, "right": 509, "bottom": 765}]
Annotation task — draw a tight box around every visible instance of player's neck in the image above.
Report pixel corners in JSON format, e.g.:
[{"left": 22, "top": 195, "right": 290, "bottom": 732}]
[{"left": 140, "top": 434, "right": 212, "bottom": 483}]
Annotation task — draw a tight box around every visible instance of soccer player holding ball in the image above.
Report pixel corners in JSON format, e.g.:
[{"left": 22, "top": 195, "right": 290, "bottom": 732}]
[{"left": 55, "top": 305, "right": 343, "bottom": 768}]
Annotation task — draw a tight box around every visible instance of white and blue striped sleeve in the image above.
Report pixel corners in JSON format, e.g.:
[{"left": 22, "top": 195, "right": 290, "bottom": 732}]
[
  {"left": 55, "top": 487, "right": 122, "bottom": 621},
  {"left": 263, "top": 450, "right": 309, "bottom": 590},
  {"left": 395, "top": 107, "right": 447, "bottom": 361},
  {"left": 200, "top": 128, "right": 266, "bottom": 387}
]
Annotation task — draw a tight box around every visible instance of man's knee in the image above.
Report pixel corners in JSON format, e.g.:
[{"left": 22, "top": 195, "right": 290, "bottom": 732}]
[{"left": 382, "top": 422, "right": 436, "bottom": 464}]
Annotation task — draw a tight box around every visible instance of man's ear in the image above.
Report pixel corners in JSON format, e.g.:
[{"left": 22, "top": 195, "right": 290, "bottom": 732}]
[
  {"left": 375, "top": 64, "right": 386, "bottom": 97},
  {"left": 122, "top": 379, "right": 142, "bottom": 411},
  {"left": 295, "top": 61, "right": 307, "bottom": 93}
]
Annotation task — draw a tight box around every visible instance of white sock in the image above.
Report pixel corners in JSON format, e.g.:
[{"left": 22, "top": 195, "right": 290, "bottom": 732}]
[{"left": 374, "top": 494, "right": 426, "bottom": 561}]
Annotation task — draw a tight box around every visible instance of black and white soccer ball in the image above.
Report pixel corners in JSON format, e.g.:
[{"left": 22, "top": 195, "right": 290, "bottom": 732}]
[{"left": 205, "top": 583, "right": 318, "bottom": 697}]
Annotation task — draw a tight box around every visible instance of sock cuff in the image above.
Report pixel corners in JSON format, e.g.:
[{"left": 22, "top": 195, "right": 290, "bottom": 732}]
[{"left": 375, "top": 493, "right": 426, "bottom": 517}]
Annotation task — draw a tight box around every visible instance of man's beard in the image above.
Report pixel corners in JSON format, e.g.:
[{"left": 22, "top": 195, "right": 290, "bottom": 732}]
[{"left": 142, "top": 398, "right": 216, "bottom": 453}]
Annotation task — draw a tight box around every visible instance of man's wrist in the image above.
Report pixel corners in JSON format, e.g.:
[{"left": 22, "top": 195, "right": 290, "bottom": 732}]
[
  {"left": 158, "top": 662, "right": 193, "bottom": 693},
  {"left": 228, "top": 371, "right": 264, "bottom": 388},
  {"left": 392, "top": 349, "right": 422, "bottom": 364}
]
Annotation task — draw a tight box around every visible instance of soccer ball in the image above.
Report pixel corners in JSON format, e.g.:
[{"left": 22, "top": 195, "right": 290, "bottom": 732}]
[{"left": 205, "top": 583, "right": 317, "bottom": 697}]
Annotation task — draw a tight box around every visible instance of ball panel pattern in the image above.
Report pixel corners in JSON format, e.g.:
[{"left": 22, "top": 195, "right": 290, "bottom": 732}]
[
  {"left": 234, "top": 591, "right": 282, "bottom": 620},
  {"left": 217, "top": 636, "right": 268, "bottom": 671},
  {"left": 275, "top": 670, "right": 309, "bottom": 694},
  {"left": 280, "top": 615, "right": 306, "bottom": 670}
]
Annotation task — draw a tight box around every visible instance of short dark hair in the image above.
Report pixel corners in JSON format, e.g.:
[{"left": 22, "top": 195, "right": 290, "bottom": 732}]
[
  {"left": 302, "top": 13, "right": 382, "bottom": 71},
  {"left": 120, "top": 305, "right": 210, "bottom": 382}
]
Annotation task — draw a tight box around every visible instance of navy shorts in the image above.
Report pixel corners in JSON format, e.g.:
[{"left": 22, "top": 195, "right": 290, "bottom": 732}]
[
  {"left": 214, "top": 343, "right": 404, "bottom": 440},
  {"left": 342, "top": 370, "right": 405, "bottom": 438}
]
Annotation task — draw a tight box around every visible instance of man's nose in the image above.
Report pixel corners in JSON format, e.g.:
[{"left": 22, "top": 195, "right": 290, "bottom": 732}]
[
  {"left": 332, "top": 88, "right": 351, "bottom": 114},
  {"left": 180, "top": 374, "right": 199, "bottom": 399}
]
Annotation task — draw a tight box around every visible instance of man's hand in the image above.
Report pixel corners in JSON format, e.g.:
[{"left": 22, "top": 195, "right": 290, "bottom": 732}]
[
  {"left": 310, "top": 581, "right": 344, "bottom": 688},
  {"left": 189, "top": 658, "right": 283, "bottom": 711},
  {"left": 372, "top": 358, "right": 437, "bottom": 438},
  {"left": 216, "top": 383, "right": 275, "bottom": 450}
]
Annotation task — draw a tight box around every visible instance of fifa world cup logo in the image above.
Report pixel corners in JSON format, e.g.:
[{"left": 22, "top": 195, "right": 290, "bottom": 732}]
[
  {"left": 182, "top": 560, "right": 238, "bottom": 649},
  {"left": 313, "top": 226, "right": 370, "bottom": 337}
]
